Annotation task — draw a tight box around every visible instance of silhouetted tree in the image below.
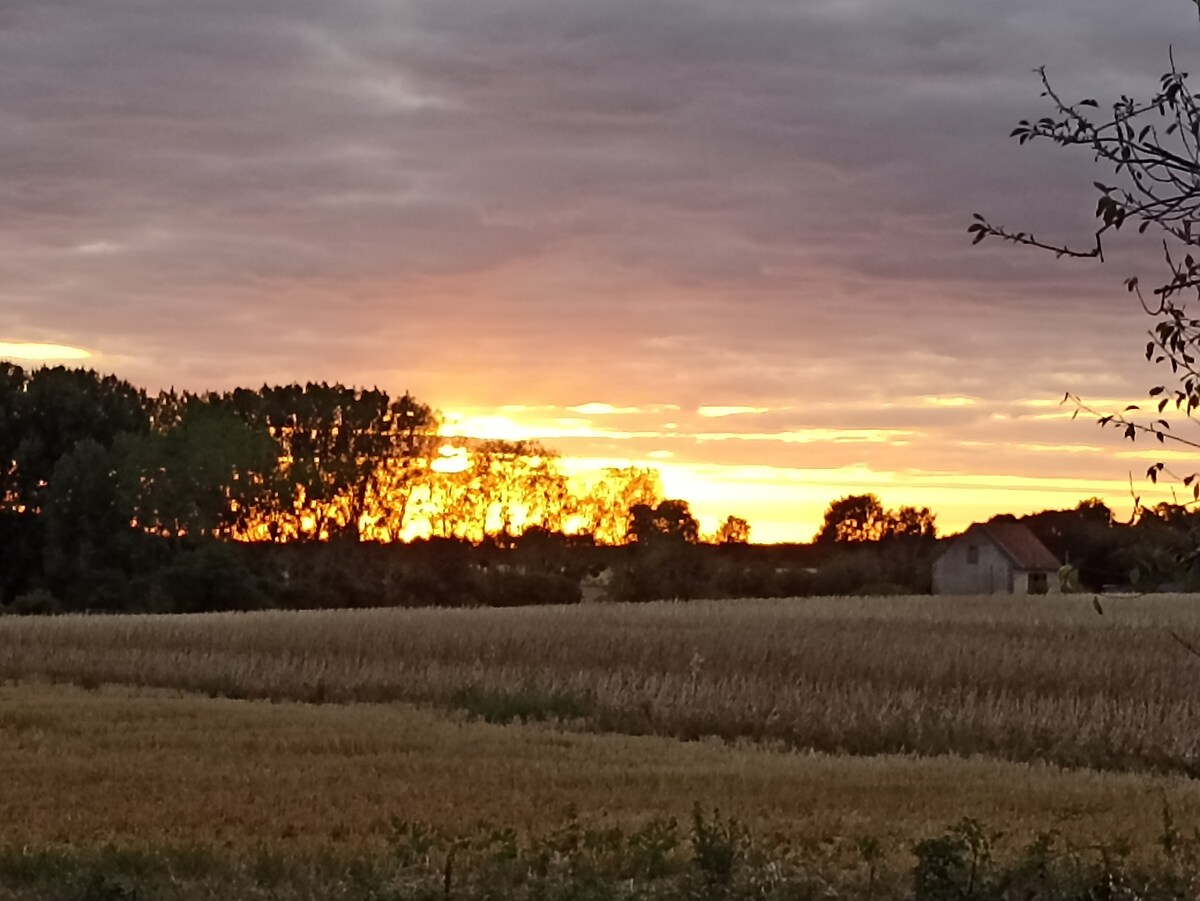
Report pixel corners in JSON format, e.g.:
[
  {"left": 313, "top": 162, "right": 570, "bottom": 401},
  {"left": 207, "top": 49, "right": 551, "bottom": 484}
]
[
  {"left": 40, "top": 439, "right": 157, "bottom": 609},
  {"left": 970, "top": 21, "right": 1200, "bottom": 498},
  {"left": 627, "top": 499, "right": 701, "bottom": 545},
  {"left": 612, "top": 499, "right": 705, "bottom": 601},
  {"left": 424, "top": 439, "right": 568, "bottom": 542},
  {"left": 220, "top": 384, "right": 434, "bottom": 541},
  {"left": 120, "top": 400, "right": 278, "bottom": 542},
  {"left": 1020, "top": 499, "right": 1123, "bottom": 590},
  {"left": 570, "top": 467, "right": 663, "bottom": 544},
  {"left": 0, "top": 365, "right": 149, "bottom": 515},
  {"left": 815, "top": 494, "right": 888, "bottom": 544},
  {"left": 816, "top": 494, "right": 937, "bottom": 545},
  {"left": 887, "top": 505, "right": 938, "bottom": 540},
  {"left": 714, "top": 515, "right": 751, "bottom": 545}
]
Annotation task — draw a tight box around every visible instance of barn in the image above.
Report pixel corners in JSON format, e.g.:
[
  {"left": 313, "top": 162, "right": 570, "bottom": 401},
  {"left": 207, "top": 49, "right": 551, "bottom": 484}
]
[{"left": 931, "top": 521, "right": 1061, "bottom": 595}]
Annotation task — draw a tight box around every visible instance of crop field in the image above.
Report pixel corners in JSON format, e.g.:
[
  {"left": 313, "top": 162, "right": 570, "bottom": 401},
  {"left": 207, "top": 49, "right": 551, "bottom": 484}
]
[
  {"left": 9, "top": 682, "right": 1200, "bottom": 859},
  {"left": 5, "top": 594, "right": 1200, "bottom": 898},
  {"left": 2, "top": 594, "right": 1199, "bottom": 774}
]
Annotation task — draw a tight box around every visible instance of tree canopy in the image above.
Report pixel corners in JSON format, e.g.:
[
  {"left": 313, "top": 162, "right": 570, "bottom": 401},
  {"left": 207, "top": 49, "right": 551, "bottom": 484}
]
[{"left": 814, "top": 494, "right": 936, "bottom": 544}]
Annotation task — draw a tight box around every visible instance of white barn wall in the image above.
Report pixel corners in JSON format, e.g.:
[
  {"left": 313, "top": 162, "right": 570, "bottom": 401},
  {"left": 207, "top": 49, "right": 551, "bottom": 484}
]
[{"left": 932, "top": 529, "right": 1014, "bottom": 595}]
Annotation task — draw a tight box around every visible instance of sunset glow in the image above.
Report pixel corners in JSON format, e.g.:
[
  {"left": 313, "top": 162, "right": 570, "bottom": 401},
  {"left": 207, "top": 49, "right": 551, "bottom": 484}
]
[
  {"left": 0, "top": 342, "right": 93, "bottom": 362},
  {"left": 2, "top": 0, "right": 1194, "bottom": 543}
]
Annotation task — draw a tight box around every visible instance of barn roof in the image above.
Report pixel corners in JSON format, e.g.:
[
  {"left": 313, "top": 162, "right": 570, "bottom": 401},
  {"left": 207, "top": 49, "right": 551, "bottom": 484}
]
[{"left": 976, "top": 521, "right": 1060, "bottom": 571}]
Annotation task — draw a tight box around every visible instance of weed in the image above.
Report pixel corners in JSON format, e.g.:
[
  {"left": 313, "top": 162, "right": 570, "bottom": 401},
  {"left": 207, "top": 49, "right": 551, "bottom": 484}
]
[
  {"left": 690, "top": 804, "right": 746, "bottom": 886},
  {"left": 449, "top": 685, "right": 591, "bottom": 724},
  {"left": 911, "top": 818, "right": 997, "bottom": 901}
]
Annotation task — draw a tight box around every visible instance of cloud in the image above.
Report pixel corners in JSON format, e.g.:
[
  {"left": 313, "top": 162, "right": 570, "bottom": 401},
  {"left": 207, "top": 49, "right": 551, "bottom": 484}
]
[
  {"left": 0, "top": 341, "right": 93, "bottom": 361},
  {"left": 1, "top": 0, "right": 1194, "bottom": 537},
  {"left": 697, "top": 406, "right": 771, "bottom": 417}
]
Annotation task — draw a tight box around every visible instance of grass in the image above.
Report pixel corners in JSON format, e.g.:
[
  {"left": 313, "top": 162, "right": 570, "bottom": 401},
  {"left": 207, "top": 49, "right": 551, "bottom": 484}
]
[{"left": 1, "top": 594, "right": 1199, "bottom": 772}]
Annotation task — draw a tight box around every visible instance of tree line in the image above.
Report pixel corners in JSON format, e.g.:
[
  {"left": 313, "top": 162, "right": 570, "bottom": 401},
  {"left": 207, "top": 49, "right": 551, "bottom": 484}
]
[
  {"left": 13, "top": 363, "right": 1182, "bottom": 614},
  {"left": 0, "top": 365, "right": 677, "bottom": 544},
  {"left": 0, "top": 364, "right": 760, "bottom": 612}
]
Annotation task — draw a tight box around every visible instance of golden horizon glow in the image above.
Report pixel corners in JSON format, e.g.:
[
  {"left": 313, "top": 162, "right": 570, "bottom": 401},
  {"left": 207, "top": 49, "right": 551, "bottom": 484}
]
[
  {"left": 0, "top": 342, "right": 94, "bottom": 362},
  {"left": 920, "top": 395, "right": 978, "bottom": 407},
  {"left": 697, "top": 405, "right": 770, "bottom": 417},
  {"left": 430, "top": 444, "right": 469, "bottom": 473}
]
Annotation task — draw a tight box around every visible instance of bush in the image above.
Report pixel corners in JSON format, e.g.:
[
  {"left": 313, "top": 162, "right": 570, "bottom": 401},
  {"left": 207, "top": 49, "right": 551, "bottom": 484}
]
[
  {"left": 5, "top": 588, "right": 62, "bottom": 616},
  {"left": 450, "top": 686, "right": 592, "bottom": 723},
  {"left": 690, "top": 805, "right": 746, "bottom": 887},
  {"left": 912, "top": 819, "right": 996, "bottom": 901},
  {"left": 477, "top": 569, "right": 582, "bottom": 607},
  {"left": 153, "top": 542, "right": 263, "bottom": 613}
]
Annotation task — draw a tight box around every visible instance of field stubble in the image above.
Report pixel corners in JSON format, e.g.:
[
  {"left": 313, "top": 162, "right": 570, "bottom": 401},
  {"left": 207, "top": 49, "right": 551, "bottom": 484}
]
[
  {"left": 1, "top": 594, "right": 1199, "bottom": 773},
  {"left": 4, "top": 682, "right": 1200, "bottom": 863}
]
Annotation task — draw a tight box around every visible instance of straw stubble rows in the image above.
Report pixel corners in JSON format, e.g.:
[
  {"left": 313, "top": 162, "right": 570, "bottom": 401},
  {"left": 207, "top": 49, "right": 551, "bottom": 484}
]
[
  {"left": 4, "top": 682, "right": 1200, "bottom": 860},
  {"left": 1, "top": 594, "right": 1198, "bottom": 773}
]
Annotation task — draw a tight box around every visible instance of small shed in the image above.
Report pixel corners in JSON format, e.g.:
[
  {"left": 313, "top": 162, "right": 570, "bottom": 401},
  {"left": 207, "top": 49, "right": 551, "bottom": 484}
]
[{"left": 932, "top": 521, "right": 1061, "bottom": 596}]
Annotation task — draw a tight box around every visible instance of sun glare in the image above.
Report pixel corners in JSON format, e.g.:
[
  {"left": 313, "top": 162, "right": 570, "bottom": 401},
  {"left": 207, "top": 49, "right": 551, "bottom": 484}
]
[
  {"left": 439, "top": 412, "right": 533, "bottom": 442},
  {"left": 430, "top": 444, "right": 470, "bottom": 473},
  {"left": 697, "top": 405, "right": 770, "bottom": 417},
  {"left": 0, "top": 341, "right": 93, "bottom": 362}
]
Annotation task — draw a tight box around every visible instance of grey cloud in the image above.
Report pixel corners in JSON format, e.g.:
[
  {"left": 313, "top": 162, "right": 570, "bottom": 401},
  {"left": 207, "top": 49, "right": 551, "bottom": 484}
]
[{"left": 0, "top": 0, "right": 1193, "bottom": 517}]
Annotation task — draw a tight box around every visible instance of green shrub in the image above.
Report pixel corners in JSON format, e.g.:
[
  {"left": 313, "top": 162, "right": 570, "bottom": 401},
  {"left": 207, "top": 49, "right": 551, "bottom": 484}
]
[
  {"left": 912, "top": 819, "right": 998, "bottom": 901},
  {"left": 449, "top": 686, "right": 592, "bottom": 724}
]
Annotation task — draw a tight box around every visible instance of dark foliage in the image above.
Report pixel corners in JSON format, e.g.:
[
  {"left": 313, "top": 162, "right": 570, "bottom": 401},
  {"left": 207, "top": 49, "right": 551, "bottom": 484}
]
[{"left": 972, "top": 26, "right": 1200, "bottom": 580}]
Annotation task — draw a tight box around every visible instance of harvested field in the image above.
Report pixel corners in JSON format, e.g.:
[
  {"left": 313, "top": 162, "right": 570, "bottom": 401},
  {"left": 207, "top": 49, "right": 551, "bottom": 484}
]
[
  {"left": 1, "top": 594, "right": 1199, "bottom": 772},
  {"left": 2, "top": 682, "right": 1199, "bottom": 862}
]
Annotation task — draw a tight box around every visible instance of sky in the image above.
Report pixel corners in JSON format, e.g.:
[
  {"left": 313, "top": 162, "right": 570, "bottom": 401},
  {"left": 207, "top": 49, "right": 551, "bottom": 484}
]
[{"left": 3, "top": 0, "right": 1200, "bottom": 542}]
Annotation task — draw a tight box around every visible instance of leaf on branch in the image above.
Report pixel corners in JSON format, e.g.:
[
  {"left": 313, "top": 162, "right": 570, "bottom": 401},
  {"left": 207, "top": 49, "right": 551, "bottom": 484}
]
[{"left": 1149, "top": 386, "right": 1165, "bottom": 396}]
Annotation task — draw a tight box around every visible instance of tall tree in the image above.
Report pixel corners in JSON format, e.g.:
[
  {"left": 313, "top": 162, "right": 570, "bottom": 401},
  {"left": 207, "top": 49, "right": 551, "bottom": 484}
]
[
  {"left": 422, "top": 439, "right": 570, "bottom": 543},
  {"left": 572, "top": 467, "right": 664, "bottom": 544},
  {"left": 40, "top": 439, "right": 150, "bottom": 609},
  {"left": 627, "top": 499, "right": 700, "bottom": 545},
  {"left": 815, "top": 494, "right": 889, "bottom": 544},
  {"left": 1, "top": 366, "right": 149, "bottom": 514},
  {"left": 120, "top": 400, "right": 278, "bottom": 542},
  {"left": 220, "top": 384, "right": 434, "bottom": 541},
  {"left": 815, "top": 494, "right": 937, "bottom": 544},
  {"left": 714, "top": 515, "right": 751, "bottom": 545},
  {"left": 0, "top": 362, "right": 25, "bottom": 510}
]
